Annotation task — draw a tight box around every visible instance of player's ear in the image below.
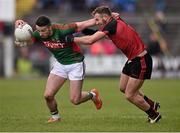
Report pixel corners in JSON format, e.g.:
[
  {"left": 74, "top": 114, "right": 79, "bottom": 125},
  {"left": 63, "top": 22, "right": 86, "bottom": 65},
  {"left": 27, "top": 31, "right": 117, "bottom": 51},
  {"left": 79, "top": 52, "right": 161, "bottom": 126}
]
[{"left": 48, "top": 25, "right": 52, "bottom": 31}]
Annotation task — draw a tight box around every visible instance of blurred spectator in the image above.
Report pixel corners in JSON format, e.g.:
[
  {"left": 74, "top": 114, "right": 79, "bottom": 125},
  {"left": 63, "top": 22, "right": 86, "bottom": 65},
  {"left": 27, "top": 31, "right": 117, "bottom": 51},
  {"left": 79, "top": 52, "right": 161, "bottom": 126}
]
[
  {"left": 155, "top": 11, "right": 167, "bottom": 34},
  {"left": 112, "top": 0, "right": 137, "bottom": 13},
  {"left": 37, "top": 0, "right": 62, "bottom": 10},
  {"left": 29, "top": 45, "right": 50, "bottom": 76},
  {"left": 70, "top": 0, "right": 86, "bottom": 11},
  {"left": 0, "top": 21, "right": 4, "bottom": 32},
  {"left": 0, "top": 43, "right": 3, "bottom": 76},
  {"left": 16, "top": 0, "right": 37, "bottom": 17},
  {"left": 85, "top": 0, "right": 100, "bottom": 11},
  {"left": 90, "top": 39, "right": 117, "bottom": 55},
  {"left": 147, "top": 33, "right": 162, "bottom": 56},
  {"left": 0, "top": 22, "right": 13, "bottom": 76},
  {"left": 146, "top": 33, "right": 166, "bottom": 72},
  {"left": 147, "top": 10, "right": 169, "bottom": 56},
  {"left": 16, "top": 47, "right": 33, "bottom": 77},
  {"left": 0, "top": 22, "right": 4, "bottom": 76},
  {"left": 90, "top": 41, "right": 104, "bottom": 55},
  {"left": 155, "top": 0, "right": 166, "bottom": 12}
]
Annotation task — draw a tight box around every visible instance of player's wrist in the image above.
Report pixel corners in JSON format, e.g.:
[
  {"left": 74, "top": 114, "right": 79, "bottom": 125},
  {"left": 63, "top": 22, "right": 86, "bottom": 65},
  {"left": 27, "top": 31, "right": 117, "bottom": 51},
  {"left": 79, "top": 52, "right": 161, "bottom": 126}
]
[{"left": 65, "top": 35, "right": 74, "bottom": 43}]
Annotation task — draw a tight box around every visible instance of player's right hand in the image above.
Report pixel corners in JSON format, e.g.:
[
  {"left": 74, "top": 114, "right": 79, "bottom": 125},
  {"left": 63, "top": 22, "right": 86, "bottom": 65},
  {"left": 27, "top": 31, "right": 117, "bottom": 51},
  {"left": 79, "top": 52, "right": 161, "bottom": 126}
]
[
  {"left": 112, "top": 12, "right": 120, "bottom": 20},
  {"left": 15, "top": 20, "right": 26, "bottom": 28}
]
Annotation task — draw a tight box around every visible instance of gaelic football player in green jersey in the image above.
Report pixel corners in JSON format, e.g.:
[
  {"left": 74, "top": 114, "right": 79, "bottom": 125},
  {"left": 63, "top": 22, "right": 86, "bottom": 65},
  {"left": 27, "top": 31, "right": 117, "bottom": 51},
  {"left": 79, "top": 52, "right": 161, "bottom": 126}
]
[{"left": 15, "top": 16, "right": 102, "bottom": 123}]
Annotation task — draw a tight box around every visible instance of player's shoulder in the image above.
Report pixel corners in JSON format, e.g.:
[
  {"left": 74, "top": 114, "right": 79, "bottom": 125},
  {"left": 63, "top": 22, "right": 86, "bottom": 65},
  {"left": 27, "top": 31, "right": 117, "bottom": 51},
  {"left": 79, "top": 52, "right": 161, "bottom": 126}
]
[
  {"left": 32, "top": 30, "right": 40, "bottom": 37},
  {"left": 102, "top": 18, "right": 117, "bottom": 34},
  {"left": 31, "top": 30, "right": 43, "bottom": 42}
]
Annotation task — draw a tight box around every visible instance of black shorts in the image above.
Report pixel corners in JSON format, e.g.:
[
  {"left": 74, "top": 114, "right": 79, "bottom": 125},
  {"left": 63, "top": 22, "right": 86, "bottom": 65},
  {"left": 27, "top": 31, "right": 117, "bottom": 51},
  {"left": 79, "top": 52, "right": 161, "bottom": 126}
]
[{"left": 122, "top": 53, "right": 152, "bottom": 80}]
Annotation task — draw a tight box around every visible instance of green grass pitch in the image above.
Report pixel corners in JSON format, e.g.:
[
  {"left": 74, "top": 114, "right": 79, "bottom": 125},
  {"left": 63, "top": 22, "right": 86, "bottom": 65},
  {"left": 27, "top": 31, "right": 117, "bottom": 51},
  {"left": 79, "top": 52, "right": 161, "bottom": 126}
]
[{"left": 0, "top": 77, "right": 180, "bottom": 132}]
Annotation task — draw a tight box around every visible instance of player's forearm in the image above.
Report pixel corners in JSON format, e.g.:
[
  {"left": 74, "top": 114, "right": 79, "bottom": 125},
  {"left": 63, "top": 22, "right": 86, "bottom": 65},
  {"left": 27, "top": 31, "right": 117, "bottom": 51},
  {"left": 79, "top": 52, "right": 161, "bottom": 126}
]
[
  {"left": 75, "top": 31, "right": 106, "bottom": 44},
  {"left": 76, "top": 19, "right": 96, "bottom": 32},
  {"left": 63, "top": 31, "right": 105, "bottom": 45},
  {"left": 74, "top": 36, "right": 95, "bottom": 45}
]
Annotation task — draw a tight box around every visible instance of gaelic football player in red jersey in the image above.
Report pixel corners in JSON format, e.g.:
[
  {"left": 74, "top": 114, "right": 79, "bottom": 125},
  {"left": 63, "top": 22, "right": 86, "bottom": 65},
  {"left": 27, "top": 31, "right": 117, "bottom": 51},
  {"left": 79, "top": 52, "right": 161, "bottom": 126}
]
[
  {"left": 14, "top": 16, "right": 102, "bottom": 123},
  {"left": 64, "top": 6, "right": 161, "bottom": 123}
]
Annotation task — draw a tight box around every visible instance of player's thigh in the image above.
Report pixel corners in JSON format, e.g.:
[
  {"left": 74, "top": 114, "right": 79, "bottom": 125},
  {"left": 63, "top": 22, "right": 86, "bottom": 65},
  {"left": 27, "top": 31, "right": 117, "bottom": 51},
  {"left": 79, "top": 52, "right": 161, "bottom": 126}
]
[
  {"left": 68, "top": 62, "right": 85, "bottom": 81},
  {"left": 45, "top": 73, "right": 66, "bottom": 96},
  {"left": 125, "top": 77, "right": 144, "bottom": 96},
  {"left": 69, "top": 80, "right": 83, "bottom": 100},
  {"left": 68, "top": 62, "right": 85, "bottom": 100},
  {"left": 119, "top": 73, "right": 129, "bottom": 92}
]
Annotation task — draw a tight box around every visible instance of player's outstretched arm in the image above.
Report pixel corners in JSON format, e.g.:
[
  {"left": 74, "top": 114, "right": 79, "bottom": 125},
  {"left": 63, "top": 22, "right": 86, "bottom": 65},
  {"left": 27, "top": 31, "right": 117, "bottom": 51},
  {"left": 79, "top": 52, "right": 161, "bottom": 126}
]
[
  {"left": 74, "top": 31, "right": 106, "bottom": 45},
  {"left": 75, "top": 12, "right": 119, "bottom": 32},
  {"left": 75, "top": 19, "right": 96, "bottom": 32},
  {"left": 63, "top": 31, "right": 106, "bottom": 45}
]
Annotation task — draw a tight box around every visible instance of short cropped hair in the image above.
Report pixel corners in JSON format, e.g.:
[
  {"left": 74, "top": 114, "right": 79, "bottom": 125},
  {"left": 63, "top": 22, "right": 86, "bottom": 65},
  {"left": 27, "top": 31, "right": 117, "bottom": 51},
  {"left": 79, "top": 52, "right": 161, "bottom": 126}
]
[
  {"left": 36, "top": 15, "right": 51, "bottom": 26},
  {"left": 92, "top": 6, "right": 112, "bottom": 16}
]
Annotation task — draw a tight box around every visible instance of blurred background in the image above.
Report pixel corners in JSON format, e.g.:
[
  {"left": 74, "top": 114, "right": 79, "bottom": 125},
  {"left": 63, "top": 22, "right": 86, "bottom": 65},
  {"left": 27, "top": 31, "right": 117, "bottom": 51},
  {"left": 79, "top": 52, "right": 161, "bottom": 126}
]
[{"left": 0, "top": 0, "right": 180, "bottom": 79}]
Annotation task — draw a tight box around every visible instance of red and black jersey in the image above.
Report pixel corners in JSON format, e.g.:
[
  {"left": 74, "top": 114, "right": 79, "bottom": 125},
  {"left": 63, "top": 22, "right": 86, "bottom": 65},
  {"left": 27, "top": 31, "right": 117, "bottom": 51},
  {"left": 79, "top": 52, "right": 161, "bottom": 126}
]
[{"left": 101, "top": 18, "right": 146, "bottom": 60}]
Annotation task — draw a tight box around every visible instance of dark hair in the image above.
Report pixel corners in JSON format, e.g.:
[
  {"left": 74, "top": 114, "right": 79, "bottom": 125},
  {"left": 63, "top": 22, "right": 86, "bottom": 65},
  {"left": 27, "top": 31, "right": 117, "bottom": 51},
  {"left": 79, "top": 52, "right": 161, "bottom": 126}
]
[
  {"left": 36, "top": 15, "right": 51, "bottom": 26},
  {"left": 92, "top": 6, "right": 112, "bottom": 16}
]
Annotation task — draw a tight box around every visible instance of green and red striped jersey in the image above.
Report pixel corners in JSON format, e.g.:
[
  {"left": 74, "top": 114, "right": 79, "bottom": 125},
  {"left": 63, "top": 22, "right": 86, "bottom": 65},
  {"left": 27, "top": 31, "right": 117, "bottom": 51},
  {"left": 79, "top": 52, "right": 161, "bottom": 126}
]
[{"left": 32, "top": 23, "right": 84, "bottom": 65}]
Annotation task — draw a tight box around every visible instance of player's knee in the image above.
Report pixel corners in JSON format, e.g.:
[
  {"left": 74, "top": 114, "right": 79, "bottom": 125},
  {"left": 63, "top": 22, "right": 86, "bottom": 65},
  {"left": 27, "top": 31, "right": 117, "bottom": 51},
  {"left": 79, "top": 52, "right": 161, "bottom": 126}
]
[
  {"left": 44, "top": 93, "right": 54, "bottom": 101},
  {"left": 70, "top": 97, "right": 80, "bottom": 105},
  {"left": 125, "top": 92, "right": 134, "bottom": 101}
]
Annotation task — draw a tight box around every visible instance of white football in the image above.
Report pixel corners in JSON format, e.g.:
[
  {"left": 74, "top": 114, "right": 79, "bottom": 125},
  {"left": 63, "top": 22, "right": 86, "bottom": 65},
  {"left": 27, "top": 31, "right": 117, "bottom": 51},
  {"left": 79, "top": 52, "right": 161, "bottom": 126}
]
[{"left": 14, "top": 24, "right": 33, "bottom": 41}]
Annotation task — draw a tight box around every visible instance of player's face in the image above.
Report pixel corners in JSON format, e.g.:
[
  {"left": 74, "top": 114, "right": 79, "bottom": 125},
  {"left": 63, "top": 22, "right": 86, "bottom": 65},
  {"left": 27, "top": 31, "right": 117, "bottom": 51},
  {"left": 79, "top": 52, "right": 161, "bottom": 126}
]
[
  {"left": 36, "top": 25, "right": 52, "bottom": 38},
  {"left": 94, "top": 13, "right": 108, "bottom": 28}
]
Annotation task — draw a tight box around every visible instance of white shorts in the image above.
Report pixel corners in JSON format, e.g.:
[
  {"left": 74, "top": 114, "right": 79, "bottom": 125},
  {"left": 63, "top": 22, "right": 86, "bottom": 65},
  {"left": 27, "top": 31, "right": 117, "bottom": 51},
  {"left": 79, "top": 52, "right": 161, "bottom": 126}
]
[{"left": 50, "top": 61, "right": 86, "bottom": 80}]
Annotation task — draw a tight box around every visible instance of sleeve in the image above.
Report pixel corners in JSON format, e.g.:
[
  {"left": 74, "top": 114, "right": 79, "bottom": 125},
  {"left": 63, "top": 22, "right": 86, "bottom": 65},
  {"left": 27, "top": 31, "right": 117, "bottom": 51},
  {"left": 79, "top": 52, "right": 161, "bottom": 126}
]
[
  {"left": 81, "top": 28, "right": 98, "bottom": 35},
  {"left": 102, "top": 19, "right": 117, "bottom": 35},
  {"left": 52, "top": 23, "right": 78, "bottom": 36}
]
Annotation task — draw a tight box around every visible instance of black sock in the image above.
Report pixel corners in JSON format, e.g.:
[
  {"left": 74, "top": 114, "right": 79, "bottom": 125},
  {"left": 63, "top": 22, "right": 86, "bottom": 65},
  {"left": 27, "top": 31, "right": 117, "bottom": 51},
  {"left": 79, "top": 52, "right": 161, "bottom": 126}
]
[
  {"left": 144, "top": 95, "right": 154, "bottom": 107},
  {"left": 145, "top": 107, "right": 157, "bottom": 118},
  {"left": 89, "top": 92, "right": 93, "bottom": 99}
]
